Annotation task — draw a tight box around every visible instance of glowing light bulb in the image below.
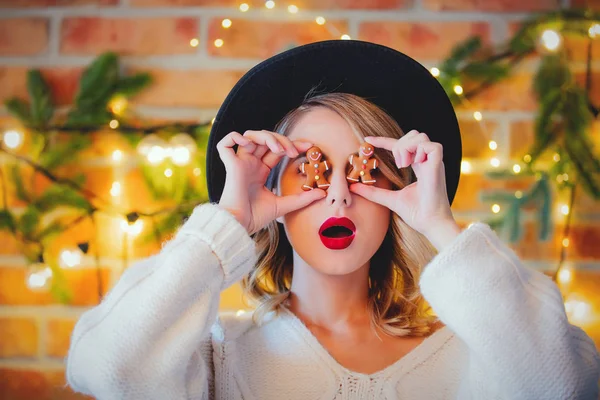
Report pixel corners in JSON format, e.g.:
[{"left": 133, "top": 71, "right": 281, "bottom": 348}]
[
  {"left": 460, "top": 160, "right": 472, "bottom": 174},
  {"left": 222, "top": 19, "right": 232, "bottom": 28},
  {"left": 112, "top": 149, "right": 123, "bottom": 163},
  {"left": 164, "top": 168, "right": 173, "bottom": 178},
  {"left": 488, "top": 140, "right": 498, "bottom": 150},
  {"left": 562, "top": 237, "right": 570, "bottom": 247},
  {"left": 540, "top": 29, "right": 561, "bottom": 52},
  {"left": 120, "top": 219, "right": 144, "bottom": 236},
  {"left": 239, "top": 3, "right": 249, "bottom": 12},
  {"left": 214, "top": 39, "right": 224, "bottom": 48},
  {"left": 430, "top": 67, "right": 440, "bottom": 77},
  {"left": 560, "top": 204, "right": 570, "bottom": 216},
  {"left": 558, "top": 267, "right": 572, "bottom": 284},
  {"left": 236, "top": 309, "right": 246, "bottom": 316},
  {"left": 453, "top": 85, "right": 463, "bottom": 95},
  {"left": 265, "top": 0, "right": 275, "bottom": 9},
  {"left": 512, "top": 164, "right": 521, "bottom": 173},
  {"left": 59, "top": 248, "right": 83, "bottom": 268},
  {"left": 341, "top": 34, "right": 351, "bottom": 40},
  {"left": 316, "top": 16, "right": 326, "bottom": 25},
  {"left": 515, "top": 190, "right": 523, "bottom": 199},
  {"left": 490, "top": 158, "right": 500, "bottom": 168},
  {"left": 288, "top": 5, "right": 298, "bottom": 13},
  {"left": 109, "top": 119, "right": 119, "bottom": 129},
  {"left": 147, "top": 145, "right": 166, "bottom": 165},
  {"left": 589, "top": 23, "right": 600, "bottom": 38},
  {"left": 26, "top": 263, "right": 52, "bottom": 292},
  {"left": 553, "top": 153, "right": 560, "bottom": 162},
  {"left": 109, "top": 96, "right": 128, "bottom": 115},
  {"left": 523, "top": 154, "right": 532, "bottom": 163},
  {"left": 473, "top": 111, "right": 482, "bottom": 121},
  {"left": 2, "top": 129, "right": 24, "bottom": 150},
  {"left": 491, "top": 204, "right": 501, "bottom": 213},
  {"left": 193, "top": 167, "right": 201, "bottom": 176},
  {"left": 564, "top": 294, "right": 592, "bottom": 325},
  {"left": 190, "top": 38, "right": 199, "bottom": 47},
  {"left": 110, "top": 181, "right": 122, "bottom": 197}
]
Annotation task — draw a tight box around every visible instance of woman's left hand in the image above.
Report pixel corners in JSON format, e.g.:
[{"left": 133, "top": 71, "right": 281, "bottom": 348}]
[{"left": 349, "top": 130, "right": 461, "bottom": 249}]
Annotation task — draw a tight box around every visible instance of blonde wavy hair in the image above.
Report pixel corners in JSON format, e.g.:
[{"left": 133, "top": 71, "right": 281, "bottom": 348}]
[{"left": 241, "top": 92, "right": 441, "bottom": 337}]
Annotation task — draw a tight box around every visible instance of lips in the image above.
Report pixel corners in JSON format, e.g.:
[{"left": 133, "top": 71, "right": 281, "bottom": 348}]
[{"left": 318, "top": 217, "right": 356, "bottom": 250}]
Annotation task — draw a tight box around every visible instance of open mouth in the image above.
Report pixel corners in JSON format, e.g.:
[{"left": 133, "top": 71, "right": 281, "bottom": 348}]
[{"left": 318, "top": 217, "right": 356, "bottom": 250}]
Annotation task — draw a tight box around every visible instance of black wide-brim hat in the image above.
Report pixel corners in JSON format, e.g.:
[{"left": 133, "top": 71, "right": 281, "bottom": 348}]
[{"left": 207, "top": 39, "right": 462, "bottom": 204}]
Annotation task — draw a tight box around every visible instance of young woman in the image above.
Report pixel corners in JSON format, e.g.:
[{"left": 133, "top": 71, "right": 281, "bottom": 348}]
[{"left": 66, "top": 41, "right": 600, "bottom": 399}]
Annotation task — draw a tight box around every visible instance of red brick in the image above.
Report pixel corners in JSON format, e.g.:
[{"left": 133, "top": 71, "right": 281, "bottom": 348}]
[
  {"left": 131, "top": 0, "right": 408, "bottom": 8},
  {"left": 0, "top": 317, "right": 38, "bottom": 357},
  {"left": 0, "top": 67, "right": 82, "bottom": 107},
  {"left": 0, "top": 0, "right": 116, "bottom": 6},
  {"left": 208, "top": 18, "right": 348, "bottom": 59},
  {"left": 0, "top": 18, "right": 48, "bottom": 56},
  {"left": 571, "top": 0, "right": 600, "bottom": 9},
  {"left": 0, "top": 368, "right": 92, "bottom": 400},
  {"left": 468, "top": 73, "right": 537, "bottom": 111},
  {"left": 0, "top": 232, "right": 20, "bottom": 255},
  {"left": 46, "top": 319, "right": 76, "bottom": 358},
  {"left": 459, "top": 118, "right": 498, "bottom": 159},
  {"left": 574, "top": 71, "right": 600, "bottom": 112},
  {"left": 61, "top": 17, "right": 198, "bottom": 56},
  {"left": 423, "top": 0, "right": 560, "bottom": 12},
  {"left": 0, "top": 266, "right": 110, "bottom": 306},
  {"left": 359, "top": 21, "right": 490, "bottom": 61},
  {"left": 509, "top": 120, "right": 557, "bottom": 162},
  {"left": 129, "top": 67, "right": 244, "bottom": 107}
]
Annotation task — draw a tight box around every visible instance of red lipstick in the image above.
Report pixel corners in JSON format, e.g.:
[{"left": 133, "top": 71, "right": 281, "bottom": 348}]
[{"left": 318, "top": 217, "right": 356, "bottom": 250}]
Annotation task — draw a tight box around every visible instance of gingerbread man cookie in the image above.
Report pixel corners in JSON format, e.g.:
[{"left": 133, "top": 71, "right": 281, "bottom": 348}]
[
  {"left": 299, "top": 146, "right": 331, "bottom": 191},
  {"left": 347, "top": 142, "right": 378, "bottom": 184}
]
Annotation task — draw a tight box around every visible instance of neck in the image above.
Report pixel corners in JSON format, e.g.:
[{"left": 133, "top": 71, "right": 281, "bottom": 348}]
[{"left": 287, "top": 256, "right": 371, "bottom": 331}]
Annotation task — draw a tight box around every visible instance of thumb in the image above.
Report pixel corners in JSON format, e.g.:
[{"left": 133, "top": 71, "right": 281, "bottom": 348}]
[
  {"left": 275, "top": 189, "right": 327, "bottom": 218},
  {"left": 349, "top": 183, "right": 395, "bottom": 209}
]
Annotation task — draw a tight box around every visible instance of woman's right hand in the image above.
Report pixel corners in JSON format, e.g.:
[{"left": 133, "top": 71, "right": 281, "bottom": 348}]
[{"left": 217, "top": 130, "right": 326, "bottom": 235}]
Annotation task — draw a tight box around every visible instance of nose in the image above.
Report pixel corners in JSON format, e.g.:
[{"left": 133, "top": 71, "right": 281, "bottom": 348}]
[{"left": 325, "top": 166, "right": 352, "bottom": 207}]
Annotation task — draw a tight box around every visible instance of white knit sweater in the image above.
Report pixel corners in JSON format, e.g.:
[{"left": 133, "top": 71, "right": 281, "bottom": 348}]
[{"left": 66, "top": 203, "right": 600, "bottom": 400}]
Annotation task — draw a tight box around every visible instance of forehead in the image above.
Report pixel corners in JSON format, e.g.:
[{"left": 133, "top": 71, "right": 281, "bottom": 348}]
[{"left": 287, "top": 107, "right": 360, "bottom": 159}]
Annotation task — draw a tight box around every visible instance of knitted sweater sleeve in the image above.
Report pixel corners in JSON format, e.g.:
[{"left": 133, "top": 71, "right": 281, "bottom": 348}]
[
  {"left": 419, "top": 222, "right": 600, "bottom": 399},
  {"left": 65, "top": 203, "right": 257, "bottom": 400}
]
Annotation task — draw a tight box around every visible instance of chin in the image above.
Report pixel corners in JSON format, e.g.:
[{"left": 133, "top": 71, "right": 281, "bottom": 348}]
[{"left": 294, "top": 241, "right": 371, "bottom": 276}]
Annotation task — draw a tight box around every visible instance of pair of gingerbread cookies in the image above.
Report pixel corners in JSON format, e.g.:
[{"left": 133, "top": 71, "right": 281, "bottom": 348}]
[{"left": 299, "top": 143, "right": 378, "bottom": 191}]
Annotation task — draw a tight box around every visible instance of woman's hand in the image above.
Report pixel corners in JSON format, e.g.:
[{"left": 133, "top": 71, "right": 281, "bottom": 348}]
[
  {"left": 349, "top": 130, "right": 461, "bottom": 249},
  {"left": 217, "top": 130, "right": 326, "bottom": 235}
]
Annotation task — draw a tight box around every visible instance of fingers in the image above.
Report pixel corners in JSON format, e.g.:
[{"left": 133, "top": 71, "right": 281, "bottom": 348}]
[
  {"left": 242, "top": 130, "right": 299, "bottom": 158},
  {"left": 365, "top": 131, "right": 440, "bottom": 169},
  {"left": 262, "top": 140, "right": 313, "bottom": 170},
  {"left": 275, "top": 188, "right": 327, "bottom": 218},
  {"left": 348, "top": 183, "right": 396, "bottom": 210},
  {"left": 216, "top": 131, "right": 251, "bottom": 166}
]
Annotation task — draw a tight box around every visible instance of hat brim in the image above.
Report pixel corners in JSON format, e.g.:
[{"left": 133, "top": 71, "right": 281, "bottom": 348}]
[{"left": 207, "top": 39, "right": 462, "bottom": 205}]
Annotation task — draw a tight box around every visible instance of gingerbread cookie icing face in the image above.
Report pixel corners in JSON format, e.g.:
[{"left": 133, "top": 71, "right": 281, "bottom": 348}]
[{"left": 299, "top": 146, "right": 331, "bottom": 191}]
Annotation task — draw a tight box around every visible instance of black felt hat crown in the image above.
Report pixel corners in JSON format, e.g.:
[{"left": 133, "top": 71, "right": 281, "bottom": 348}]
[{"left": 206, "top": 40, "right": 462, "bottom": 204}]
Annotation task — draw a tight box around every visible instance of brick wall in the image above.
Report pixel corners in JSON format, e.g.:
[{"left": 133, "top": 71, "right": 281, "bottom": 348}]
[{"left": 1, "top": 0, "right": 599, "bottom": 398}]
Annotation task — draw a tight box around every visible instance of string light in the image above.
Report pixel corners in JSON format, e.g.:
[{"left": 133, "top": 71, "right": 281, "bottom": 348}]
[
  {"left": 109, "top": 96, "right": 128, "bottom": 115},
  {"left": 453, "top": 85, "right": 463, "bottom": 95},
  {"left": 147, "top": 145, "right": 166, "bottom": 165},
  {"left": 512, "top": 164, "right": 521, "bottom": 173},
  {"left": 316, "top": 16, "right": 326, "bottom": 25},
  {"left": 112, "top": 149, "right": 123, "bottom": 163},
  {"left": 492, "top": 204, "right": 501, "bottom": 213},
  {"left": 473, "top": 111, "right": 482, "bottom": 121},
  {"left": 120, "top": 219, "right": 144, "bottom": 236},
  {"left": 430, "top": 67, "right": 440, "bottom": 77},
  {"left": 515, "top": 190, "right": 523, "bottom": 199},
  {"left": 562, "top": 237, "right": 570, "bottom": 248},
  {"left": 589, "top": 23, "right": 600, "bottom": 38},
  {"left": 540, "top": 29, "right": 562, "bottom": 52},
  {"left": 164, "top": 168, "right": 173, "bottom": 178},
  {"left": 193, "top": 168, "right": 202, "bottom": 176},
  {"left": 59, "top": 248, "right": 83, "bottom": 268},
  {"left": 265, "top": 0, "right": 275, "bottom": 9},
  {"left": 488, "top": 140, "right": 498, "bottom": 150},
  {"left": 523, "top": 154, "right": 532, "bottom": 163},
  {"left": 222, "top": 19, "right": 232, "bottom": 28},
  {"left": 553, "top": 153, "right": 560, "bottom": 162},
  {"left": 560, "top": 204, "right": 570, "bottom": 216},
  {"left": 460, "top": 160, "right": 472, "bottom": 174},
  {"left": 26, "top": 263, "right": 52, "bottom": 292},
  {"left": 558, "top": 266, "right": 573, "bottom": 284},
  {"left": 288, "top": 4, "right": 298, "bottom": 13},
  {"left": 190, "top": 38, "right": 199, "bottom": 47},
  {"left": 341, "top": 34, "right": 351, "bottom": 40},
  {"left": 564, "top": 294, "right": 592, "bottom": 325},
  {"left": 110, "top": 181, "right": 122, "bottom": 197},
  {"left": 214, "top": 39, "right": 224, "bottom": 48},
  {"left": 236, "top": 309, "right": 246, "bottom": 316},
  {"left": 109, "top": 119, "right": 119, "bottom": 129},
  {"left": 2, "top": 129, "right": 24, "bottom": 150},
  {"left": 239, "top": 3, "right": 249, "bottom": 12},
  {"left": 490, "top": 157, "right": 500, "bottom": 168}
]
